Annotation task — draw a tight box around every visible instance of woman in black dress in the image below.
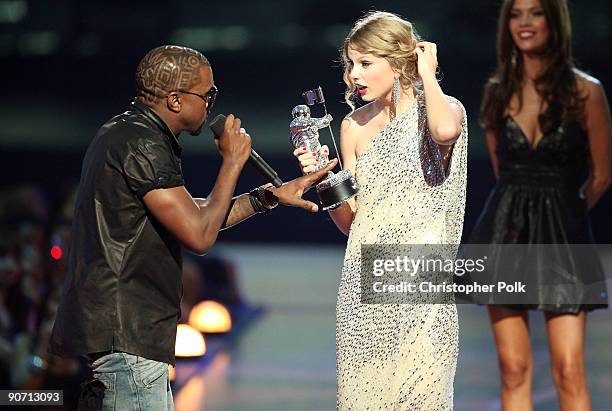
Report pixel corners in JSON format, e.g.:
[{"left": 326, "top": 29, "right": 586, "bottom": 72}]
[{"left": 471, "top": 0, "right": 611, "bottom": 409}]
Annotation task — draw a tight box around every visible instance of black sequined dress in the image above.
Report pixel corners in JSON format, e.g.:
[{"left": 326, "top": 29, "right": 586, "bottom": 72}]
[{"left": 468, "top": 116, "right": 609, "bottom": 313}]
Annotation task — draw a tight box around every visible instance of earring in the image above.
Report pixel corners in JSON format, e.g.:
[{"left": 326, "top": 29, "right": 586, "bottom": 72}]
[
  {"left": 511, "top": 46, "right": 518, "bottom": 68},
  {"left": 392, "top": 77, "right": 401, "bottom": 110}
]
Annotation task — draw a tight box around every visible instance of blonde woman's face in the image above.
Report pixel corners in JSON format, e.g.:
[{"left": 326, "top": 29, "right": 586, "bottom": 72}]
[
  {"left": 508, "top": 0, "right": 549, "bottom": 54},
  {"left": 347, "top": 46, "right": 396, "bottom": 102}
]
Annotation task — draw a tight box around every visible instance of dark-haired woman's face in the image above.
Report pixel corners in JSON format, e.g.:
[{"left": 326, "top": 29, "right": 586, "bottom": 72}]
[{"left": 509, "top": 0, "right": 549, "bottom": 54}]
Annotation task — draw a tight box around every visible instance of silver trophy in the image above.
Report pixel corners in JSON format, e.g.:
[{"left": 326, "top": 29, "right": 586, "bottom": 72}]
[{"left": 290, "top": 86, "right": 359, "bottom": 210}]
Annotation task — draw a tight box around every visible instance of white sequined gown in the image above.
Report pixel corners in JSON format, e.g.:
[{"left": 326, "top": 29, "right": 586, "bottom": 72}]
[{"left": 336, "top": 95, "right": 468, "bottom": 410}]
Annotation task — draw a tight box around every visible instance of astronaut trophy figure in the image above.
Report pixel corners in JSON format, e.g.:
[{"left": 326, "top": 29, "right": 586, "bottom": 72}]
[
  {"left": 290, "top": 105, "right": 333, "bottom": 171},
  {"left": 290, "top": 98, "right": 359, "bottom": 210}
]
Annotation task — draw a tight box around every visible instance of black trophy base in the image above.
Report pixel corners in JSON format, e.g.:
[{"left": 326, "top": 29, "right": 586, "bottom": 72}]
[{"left": 316, "top": 169, "right": 359, "bottom": 211}]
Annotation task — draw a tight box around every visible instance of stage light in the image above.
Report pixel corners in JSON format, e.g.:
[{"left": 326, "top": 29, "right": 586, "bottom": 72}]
[
  {"left": 50, "top": 245, "right": 62, "bottom": 260},
  {"left": 175, "top": 324, "right": 206, "bottom": 358},
  {"left": 188, "top": 300, "right": 232, "bottom": 334}
]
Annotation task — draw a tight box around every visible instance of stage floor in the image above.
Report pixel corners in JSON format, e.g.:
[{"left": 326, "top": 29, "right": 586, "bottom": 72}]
[{"left": 174, "top": 244, "right": 612, "bottom": 411}]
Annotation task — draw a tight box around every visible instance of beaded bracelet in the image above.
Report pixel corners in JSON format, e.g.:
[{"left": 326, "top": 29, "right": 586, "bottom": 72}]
[{"left": 248, "top": 184, "right": 278, "bottom": 213}]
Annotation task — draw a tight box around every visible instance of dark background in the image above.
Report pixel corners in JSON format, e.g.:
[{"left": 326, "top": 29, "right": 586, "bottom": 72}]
[{"left": 2, "top": 0, "right": 611, "bottom": 244}]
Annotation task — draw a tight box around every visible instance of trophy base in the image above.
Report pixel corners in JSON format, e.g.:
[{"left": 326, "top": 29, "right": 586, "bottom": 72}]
[{"left": 316, "top": 169, "right": 359, "bottom": 211}]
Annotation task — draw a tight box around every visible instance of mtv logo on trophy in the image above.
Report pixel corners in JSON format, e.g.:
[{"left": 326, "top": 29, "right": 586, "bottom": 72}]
[{"left": 290, "top": 86, "right": 359, "bottom": 210}]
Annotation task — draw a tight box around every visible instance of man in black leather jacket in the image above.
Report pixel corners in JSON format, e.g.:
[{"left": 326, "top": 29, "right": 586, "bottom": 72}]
[{"left": 49, "top": 45, "right": 335, "bottom": 411}]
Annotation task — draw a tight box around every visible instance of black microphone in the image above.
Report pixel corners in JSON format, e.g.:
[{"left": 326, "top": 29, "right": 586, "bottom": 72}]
[{"left": 209, "top": 114, "right": 283, "bottom": 188}]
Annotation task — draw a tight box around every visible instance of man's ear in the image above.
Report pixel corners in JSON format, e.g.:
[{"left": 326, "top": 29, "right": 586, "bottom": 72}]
[{"left": 166, "top": 92, "right": 181, "bottom": 113}]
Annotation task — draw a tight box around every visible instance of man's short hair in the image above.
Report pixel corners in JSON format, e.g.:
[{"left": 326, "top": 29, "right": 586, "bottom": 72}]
[{"left": 136, "top": 45, "right": 209, "bottom": 104}]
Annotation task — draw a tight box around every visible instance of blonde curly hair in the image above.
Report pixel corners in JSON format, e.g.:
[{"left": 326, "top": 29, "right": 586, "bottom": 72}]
[{"left": 341, "top": 11, "right": 421, "bottom": 110}]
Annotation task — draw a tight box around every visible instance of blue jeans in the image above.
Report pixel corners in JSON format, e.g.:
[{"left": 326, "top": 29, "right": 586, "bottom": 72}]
[{"left": 91, "top": 352, "right": 173, "bottom": 411}]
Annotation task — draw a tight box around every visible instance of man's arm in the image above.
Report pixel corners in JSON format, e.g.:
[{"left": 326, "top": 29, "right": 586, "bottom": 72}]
[
  {"left": 202, "top": 158, "right": 341, "bottom": 230},
  {"left": 195, "top": 194, "right": 257, "bottom": 230},
  {"left": 145, "top": 159, "right": 337, "bottom": 254},
  {"left": 143, "top": 114, "right": 251, "bottom": 255},
  {"left": 143, "top": 160, "right": 245, "bottom": 255}
]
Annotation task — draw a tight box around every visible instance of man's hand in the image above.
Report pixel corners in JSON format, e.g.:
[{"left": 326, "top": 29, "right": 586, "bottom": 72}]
[{"left": 268, "top": 158, "right": 338, "bottom": 212}]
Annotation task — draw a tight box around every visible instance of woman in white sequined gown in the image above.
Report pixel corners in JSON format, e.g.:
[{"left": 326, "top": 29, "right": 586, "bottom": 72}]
[{"left": 295, "top": 12, "right": 468, "bottom": 410}]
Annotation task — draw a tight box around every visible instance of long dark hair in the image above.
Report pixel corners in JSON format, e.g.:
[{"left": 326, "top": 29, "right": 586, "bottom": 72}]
[{"left": 480, "top": 0, "right": 585, "bottom": 133}]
